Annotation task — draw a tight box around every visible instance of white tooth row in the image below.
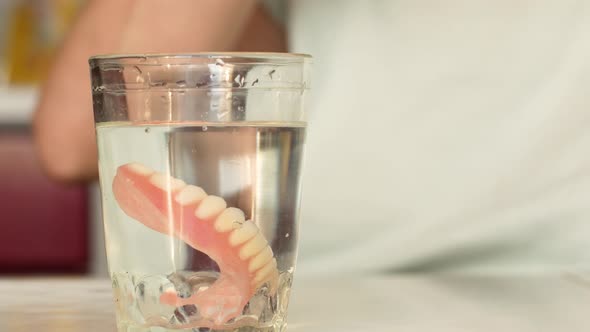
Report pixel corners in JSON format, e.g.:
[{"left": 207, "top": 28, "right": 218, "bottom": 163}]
[
  {"left": 150, "top": 173, "right": 186, "bottom": 191},
  {"left": 175, "top": 185, "right": 207, "bottom": 205},
  {"left": 127, "top": 163, "right": 154, "bottom": 176},
  {"left": 195, "top": 196, "right": 227, "bottom": 220},
  {"left": 248, "top": 246, "right": 273, "bottom": 272},
  {"left": 129, "top": 163, "right": 277, "bottom": 281},
  {"left": 185, "top": 190, "right": 278, "bottom": 285},
  {"left": 239, "top": 232, "right": 267, "bottom": 260},
  {"left": 228, "top": 221, "right": 257, "bottom": 246},
  {"left": 253, "top": 259, "right": 277, "bottom": 285},
  {"left": 199, "top": 196, "right": 277, "bottom": 281},
  {"left": 204, "top": 195, "right": 276, "bottom": 278},
  {"left": 214, "top": 208, "right": 245, "bottom": 232}
]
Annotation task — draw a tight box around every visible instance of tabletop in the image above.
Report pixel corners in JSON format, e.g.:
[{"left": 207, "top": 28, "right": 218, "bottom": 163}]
[{"left": 0, "top": 274, "right": 588, "bottom": 332}]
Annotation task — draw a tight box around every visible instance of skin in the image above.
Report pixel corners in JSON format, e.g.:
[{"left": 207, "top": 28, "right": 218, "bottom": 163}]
[{"left": 33, "top": 0, "right": 286, "bottom": 183}]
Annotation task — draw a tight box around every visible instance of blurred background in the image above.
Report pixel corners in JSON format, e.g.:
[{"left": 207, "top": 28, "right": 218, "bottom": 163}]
[
  {"left": 3, "top": 0, "right": 590, "bottom": 279},
  {"left": 0, "top": 0, "right": 106, "bottom": 276}
]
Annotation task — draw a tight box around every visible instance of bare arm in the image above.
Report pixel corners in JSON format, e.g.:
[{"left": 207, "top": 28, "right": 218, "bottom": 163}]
[{"left": 33, "top": 0, "right": 285, "bottom": 183}]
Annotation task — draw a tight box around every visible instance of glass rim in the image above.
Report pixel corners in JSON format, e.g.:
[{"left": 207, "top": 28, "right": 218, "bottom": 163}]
[
  {"left": 90, "top": 52, "right": 311, "bottom": 92},
  {"left": 89, "top": 52, "right": 312, "bottom": 65}
]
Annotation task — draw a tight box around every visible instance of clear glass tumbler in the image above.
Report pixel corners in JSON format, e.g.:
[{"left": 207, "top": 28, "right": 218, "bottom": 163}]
[{"left": 89, "top": 53, "right": 311, "bottom": 332}]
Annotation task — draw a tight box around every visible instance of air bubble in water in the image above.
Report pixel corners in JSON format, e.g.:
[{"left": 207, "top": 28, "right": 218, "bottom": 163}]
[
  {"left": 135, "top": 275, "right": 176, "bottom": 322},
  {"left": 218, "top": 110, "right": 230, "bottom": 119},
  {"left": 173, "top": 305, "right": 199, "bottom": 324},
  {"left": 234, "top": 74, "right": 245, "bottom": 87},
  {"left": 202, "top": 125, "right": 208, "bottom": 131},
  {"left": 112, "top": 273, "right": 134, "bottom": 310},
  {"left": 194, "top": 327, "right": 212, "bottom": 332},
  {"left": 243, "top": 292, "right": 267, "bottom": 318},
  {"left": 301, "top": 81, "right": 307, "bottom": 95},
  {"left": 167, "top": 272, "right": 194, "bottom": 299},
  {"left": 151, "top": 81, "right": 166, "bottom": 87}
]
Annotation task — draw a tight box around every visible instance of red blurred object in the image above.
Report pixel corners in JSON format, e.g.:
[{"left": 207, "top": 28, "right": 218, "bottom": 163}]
[{"left": 0, "top": 129, "right": 88, "bottom": 273}]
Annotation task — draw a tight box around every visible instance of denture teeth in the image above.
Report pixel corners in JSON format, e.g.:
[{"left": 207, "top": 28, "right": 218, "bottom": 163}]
[
  {"left": 239, "top": 232, "right": 267, "bottom": 260},
  {"left": 194, "top": 196, "right": 227, "bottom": 220},
  {"left": 253, "top": 259, "right": 277, "bottom": 284},
  {"left": 127, "top": 162, "right": 154, "bottom": 176},
  {"left": 174, "top": 185, "right": 207, "bottom": 205},
  {"left": 150, "top": 173, "right": 186, "bottom": 191},
  {"left": 228, "top": 221, "right": 258, "bottom": 246},
  {"left": 248, "top": 246, "right": 273, "bottom": 272},
  {"left": 214, "top": 208, "right": 245, "bottom": 232}
]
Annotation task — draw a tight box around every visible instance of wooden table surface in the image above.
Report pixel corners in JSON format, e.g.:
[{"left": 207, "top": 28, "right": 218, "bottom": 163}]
[{"left": 1, "top": 275, "right": 589, "bottom": 331}]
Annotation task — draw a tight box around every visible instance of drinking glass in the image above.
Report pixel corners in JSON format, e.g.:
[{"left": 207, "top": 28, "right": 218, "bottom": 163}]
[{"left": 90, "top": 53, "right": 311, "bottom": 332}]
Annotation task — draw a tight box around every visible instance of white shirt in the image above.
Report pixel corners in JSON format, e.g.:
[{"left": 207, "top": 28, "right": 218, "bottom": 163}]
[{"left": 287, "top": 0, "right": 590, "bottom": 275}]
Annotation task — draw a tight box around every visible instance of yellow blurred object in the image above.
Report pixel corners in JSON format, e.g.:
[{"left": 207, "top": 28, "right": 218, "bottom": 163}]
[{"left": 5, "top": 0, "right": 82, "bottom": 85}]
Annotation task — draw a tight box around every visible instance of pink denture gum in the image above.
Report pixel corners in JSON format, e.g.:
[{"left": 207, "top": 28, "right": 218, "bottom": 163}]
[{"left": 112, "top": 162, "right": 278, "bottom": 325}]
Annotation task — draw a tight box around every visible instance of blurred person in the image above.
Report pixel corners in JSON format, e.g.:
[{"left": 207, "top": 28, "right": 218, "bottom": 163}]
[
  {"left": 34, "top": 0, "right": 285, "bottom": 181},
  {"left": 34, "top": 0, "right": 590, "bottom": 276}
]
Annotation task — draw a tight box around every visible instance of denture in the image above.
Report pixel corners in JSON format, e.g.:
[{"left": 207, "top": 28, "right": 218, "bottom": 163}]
[{"left": 112, "top": 162, "right": 278, "bottom": 325}]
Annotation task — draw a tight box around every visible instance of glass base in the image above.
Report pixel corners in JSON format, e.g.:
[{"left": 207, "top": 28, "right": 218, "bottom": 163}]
[{"left": 117, "top": 322, "right": 287, "bottom": 332}]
